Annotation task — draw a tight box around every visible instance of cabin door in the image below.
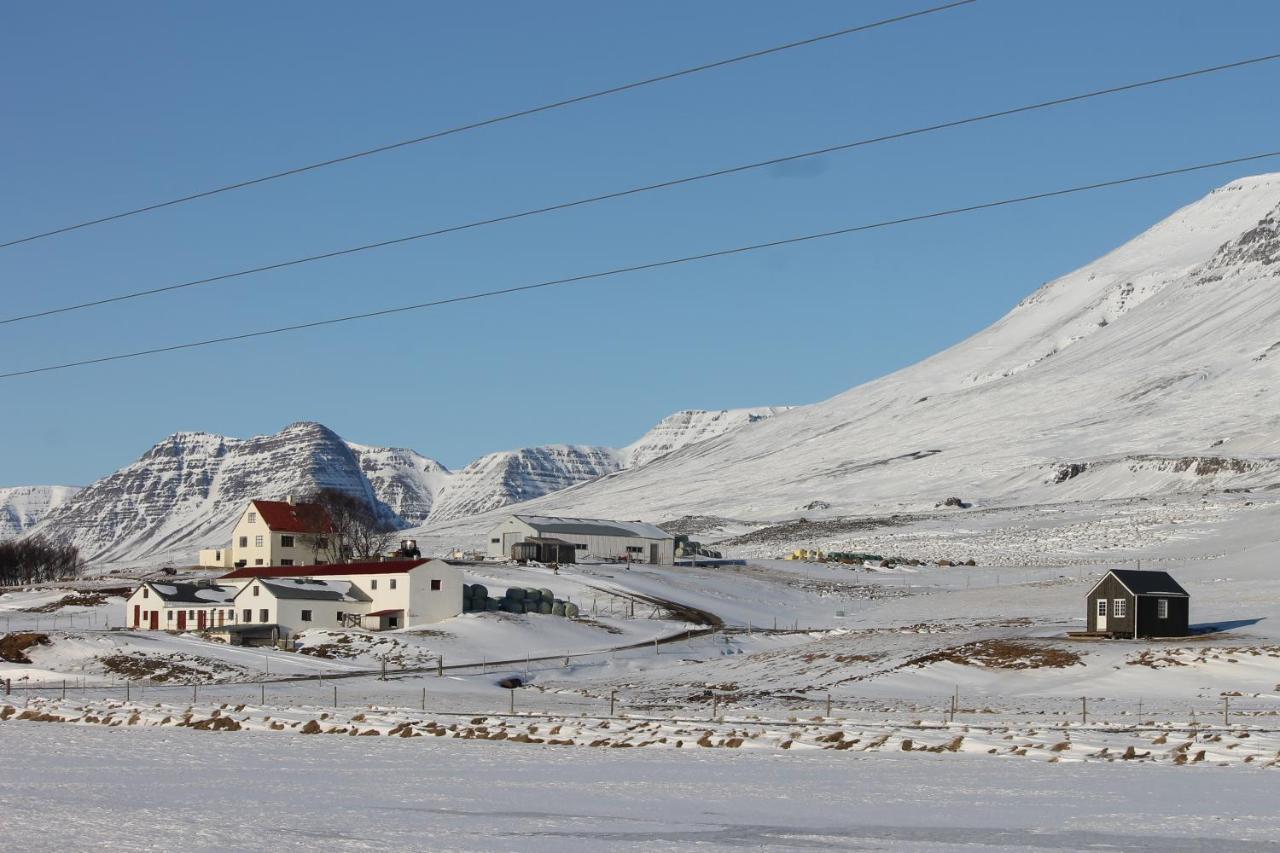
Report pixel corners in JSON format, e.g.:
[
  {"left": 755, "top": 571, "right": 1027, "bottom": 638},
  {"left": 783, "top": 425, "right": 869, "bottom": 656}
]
[
  {"left": 650, "top": 544, "right": 659, "bottom": 564},
  {"left": 133, "top": 605, "right": 140, "bottom": 627},
  {"left": 177, "top": 611, "right": 187, "bottom": 631},
  {"left": 197, "top": 611, "right": 207, "bottom": 630},
  {"left": 1096, "top": 599, "right": 1108, "bottom": 631},
  {"left": 149, "top": 612, "right": 159, "bottom": 630}
]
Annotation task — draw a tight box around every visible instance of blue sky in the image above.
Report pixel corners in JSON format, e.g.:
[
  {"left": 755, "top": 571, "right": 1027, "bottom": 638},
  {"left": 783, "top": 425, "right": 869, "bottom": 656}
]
[{"left": 2, "top": 0, "right": 1279, "bottom": 485}]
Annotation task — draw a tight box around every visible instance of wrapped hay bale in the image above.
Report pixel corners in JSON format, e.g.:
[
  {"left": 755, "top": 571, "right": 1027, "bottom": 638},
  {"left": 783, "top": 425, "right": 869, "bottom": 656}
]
[
  {"left": 565, "top": 602, "right": 580, "bottom": 618},
  {"left": 552, "top": 601, "right": 566, "bottom": 617},
  {"left": 485, "top": 598, "right": 500, "bottom": 612},
  {"left": 505, "top": 587, "right": 523, "bottom": 600},
  {"left": 539, "top": 588, "right": 554, "bottom": 603},
  {"left": 538, "top": 601, "right": 552, "bottom": 615},
  {"left": 523, "top": 587, "right": 540, "bottom": 601},
  {"left": 471, "top": 584, "right": 488, "bottom": 600}
]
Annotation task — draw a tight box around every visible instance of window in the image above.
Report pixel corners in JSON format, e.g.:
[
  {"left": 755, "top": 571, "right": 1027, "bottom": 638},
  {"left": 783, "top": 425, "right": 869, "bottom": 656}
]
[
  {"left": 188, "top": 610, "right": 195, "bottom": 619},
  {"left": 336, "top": 611, "right": 345, "bottom": 622},
  {"left": 255, "top": 559, "right": 264, "bottom": 566},
  {"left": 574, "top": 543, "right": 587, "bottom": 550},
  {"left": 280, "top": 559, "right": 294, "bottom": 567},
  {"left": 1158, "top": 598, "right": 1169, "bottom": 619},
  {"left": 167, "top": 611, "right": 173, "bottom": 621},
  {"left": 626, "top": 546, "right": 643, "bottom": 554},
  {"left": 248, "top": 511, "right": 257, "bottom": 523},
  {"left": 281, "top": 535, "right": 294, "bottom": 548},
  {"left": 252, "top": 586, "right": 260, "bottom": 596},
  {"left": 254, "top": 535, "right": 264, "bottom": 547},
  {"left": 1096, "top": 599, "right": 1107, "bottom": 617},
  {"left": 491, "top": 538, "right": 500, "bottom": 544},
  {"left": 388, "top": 578, "right": 396, "bottom": 590},
  {"left": 301, "top": 609, "right": 312, "bottom": 622},
  {"left": 388, "top": 616, "right": 399, "bottom": 628},
  {"left": 143, "top": 587, "right": 149, "bottom": 598},
  {"left": 317, "top": 537, "right": 329, "bottom": 549},
  {"left": 239, "top": 536, "right": 248, "bottom": 548},
  {"left": 371, "top": 579, "right": 378, "bottom": 590},
  {"left": 430, "top": 579, "right": 441, "bottom": 591},
  {"left": 259, "top": 609, "right": 269, "bottom": 623},
  {"left": 1113, "top": 598, "right": 1127, "bottom": 618}
]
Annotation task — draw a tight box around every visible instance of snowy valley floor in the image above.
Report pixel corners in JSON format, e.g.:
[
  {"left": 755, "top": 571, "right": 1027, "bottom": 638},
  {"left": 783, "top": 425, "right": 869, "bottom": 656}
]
[{"left": 2, "top": 721, "right": 1277, "bottom": 853}]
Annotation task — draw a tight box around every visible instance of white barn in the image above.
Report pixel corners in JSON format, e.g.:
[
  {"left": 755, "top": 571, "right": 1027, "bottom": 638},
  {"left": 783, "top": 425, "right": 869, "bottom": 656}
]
[{"left": 487, "top": 515, "right": 675, "bottom": 565}]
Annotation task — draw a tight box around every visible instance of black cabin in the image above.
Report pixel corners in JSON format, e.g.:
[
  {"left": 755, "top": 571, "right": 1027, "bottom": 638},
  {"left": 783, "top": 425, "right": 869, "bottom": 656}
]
[{"left": 1085, "top": 569, "right": 1189, "bottom": 638}]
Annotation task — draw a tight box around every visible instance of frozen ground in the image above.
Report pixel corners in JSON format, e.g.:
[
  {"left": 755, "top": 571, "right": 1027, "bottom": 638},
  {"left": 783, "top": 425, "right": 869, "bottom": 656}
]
[{"left": 1, "top": 722, "right": 1277, "bottom": 853}]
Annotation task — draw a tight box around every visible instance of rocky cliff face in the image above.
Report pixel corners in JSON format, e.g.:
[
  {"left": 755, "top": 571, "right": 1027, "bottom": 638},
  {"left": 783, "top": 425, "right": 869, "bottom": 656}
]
[
  {"left": 29, "top": 423, "right": 404, "bottom": 563},
  {"left": 347, "top": 444, "right": 450, "bottom": 525},
  {"left": 426, "top": 445, "right": 624, "bottom": 523},
  {"left": 0, "top": 485, "right": 81, "bottom": 539}
]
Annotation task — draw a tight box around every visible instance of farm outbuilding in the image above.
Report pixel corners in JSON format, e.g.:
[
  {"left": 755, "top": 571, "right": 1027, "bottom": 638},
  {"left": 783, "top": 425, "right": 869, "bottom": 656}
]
[
  {"left": 487, "top": 515, "right": 675, "bottom": 565},
  {"left": 1085, "top": 569, "right": 1189, "bottom": 638}
]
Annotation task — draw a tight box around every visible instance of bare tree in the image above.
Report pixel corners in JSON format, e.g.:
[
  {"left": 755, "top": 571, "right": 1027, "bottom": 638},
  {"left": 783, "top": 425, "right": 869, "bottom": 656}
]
[
  {"left": 0, "top": 536, "right": 84, "bottom": 585},
  {"left": 299, "top": 489, "right": 398, "bottom": 563}
]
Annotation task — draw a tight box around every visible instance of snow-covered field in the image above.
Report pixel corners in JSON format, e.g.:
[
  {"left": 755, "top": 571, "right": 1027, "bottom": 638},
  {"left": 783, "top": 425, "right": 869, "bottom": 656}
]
[{"left": 1, "top": 722, "right": 1276, "bottom": 852}]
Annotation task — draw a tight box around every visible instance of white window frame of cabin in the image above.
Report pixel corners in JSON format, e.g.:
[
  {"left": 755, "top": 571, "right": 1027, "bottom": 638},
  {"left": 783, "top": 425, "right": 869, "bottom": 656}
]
[
  {"left": 248, "top": 511, "right": 257, "bottom": 523},
  {"left": 1158, "top": 598, "right": 1169, "bottom": 619},
  {"left": 1113, "top": 598, "right": 1126, "bottom": 618},
  {"left": 255, "top": 535, "right": 264, "bottom": 547},
  {"left": 1096, "top": 599, "right": 1107, "bottom": 617}
]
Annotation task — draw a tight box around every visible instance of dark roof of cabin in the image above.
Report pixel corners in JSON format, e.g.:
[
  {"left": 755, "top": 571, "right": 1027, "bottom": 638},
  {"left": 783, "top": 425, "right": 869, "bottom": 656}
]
[{"left": 1106, "top": 569, "right": 1189, "bottom": 597}]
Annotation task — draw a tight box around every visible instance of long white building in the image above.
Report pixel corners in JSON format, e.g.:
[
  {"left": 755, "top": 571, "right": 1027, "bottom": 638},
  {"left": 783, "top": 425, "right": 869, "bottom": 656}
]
[{"left": 487, "top": 514, "right": 675, "bottom": 565}]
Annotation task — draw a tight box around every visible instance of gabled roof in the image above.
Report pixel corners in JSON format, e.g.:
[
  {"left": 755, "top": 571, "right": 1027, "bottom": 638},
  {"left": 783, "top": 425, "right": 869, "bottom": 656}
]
[
  {"left": 141, "top": 581, "right": 237, "bottom": 605},
  {"left": 243, "top": 578, "right": 372, "bottom": 603},
  {"left": 1102, "top": 569, "right": 1189, "bottom": 597},
  {"left": 512, "top": 514, "right": 672, "bottom": 540},
  {"left": 250, "top": 499, "right": 331, "bottom": 533},
  {"left": 219, "top": 559, "right": 428, "bottom": 580}
]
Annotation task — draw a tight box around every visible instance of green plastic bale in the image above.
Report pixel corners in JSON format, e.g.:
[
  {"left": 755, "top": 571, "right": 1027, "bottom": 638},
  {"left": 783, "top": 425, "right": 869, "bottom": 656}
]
[
  {"left": 505, "top": 587, "right": 523, "bottom": 600},
  {"left": 539, "top": 588, "right": 554, "bottom": 602},
  {"left": 551, "top": 602, "right": 566, "bottom": 617},
  {"left": 512, "top": 601, "right": 526, "bottom": 614},
  {"left": 485, "top": 598, "right": 500, "bottom": 612},
  {"left": 523, "top": 587, "right": 540, "bottom": 601},
  {"left": 565, "top": 603, "right": 580, "bottom": 618},
  {"left": 538, "top": 601, "right": 552, "bottom": 615},
  {"left": 471, "top": 584, "right": 488, "bottom": 600}
]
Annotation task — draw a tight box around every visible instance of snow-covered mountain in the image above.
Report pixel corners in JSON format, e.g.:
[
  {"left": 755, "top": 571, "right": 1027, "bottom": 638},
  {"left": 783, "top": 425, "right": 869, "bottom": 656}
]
[
  {"left": 420, "top": 173, "right": 1280, "bottom": 529},
  {"left": 347, "top": 443, "right": 450, "bottom": 525},
  {"left": 28, "top": 423, "right": 403, "bottom": 563},
  {"left": 0, "top": 485, "right": 81, "bottom": 540},
  {"left": 426, "top": 445, "right": 624, "bottom": 523},
  {"left": 623, "top": 408, "right": 793, "bottom": 468}
]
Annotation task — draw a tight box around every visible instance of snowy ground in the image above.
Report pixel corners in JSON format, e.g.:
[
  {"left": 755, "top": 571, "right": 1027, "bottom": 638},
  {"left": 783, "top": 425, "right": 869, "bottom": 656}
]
[{"left": 1, "top": 722, "right": 1276, "bottom": 852}]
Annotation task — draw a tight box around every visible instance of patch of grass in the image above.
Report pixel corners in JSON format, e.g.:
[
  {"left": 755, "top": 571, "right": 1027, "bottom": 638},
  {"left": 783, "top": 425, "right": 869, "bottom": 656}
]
[
  {"left": 21, "top": 593, "right": 112, "bottom": 613},
  {"left": 908, "top": 639, "right": 1082, "bottom": 670},
  {"left": 0, "top": 632, "right": 50, "bottom": 663}
]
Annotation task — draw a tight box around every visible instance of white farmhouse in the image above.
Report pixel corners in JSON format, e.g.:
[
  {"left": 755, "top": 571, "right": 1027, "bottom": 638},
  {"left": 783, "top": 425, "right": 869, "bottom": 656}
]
[
  {"left": 126, "top": 580, "right": 238, "bottom": 631},
  {"left": 487, "top": 514, "right": 675, "bottom": 565},
  {"left": 218, "top": 558, "right": 464, "bottom": 635},
  {"left": 198, "top": 497, "right": 331, "bottom": 569}
]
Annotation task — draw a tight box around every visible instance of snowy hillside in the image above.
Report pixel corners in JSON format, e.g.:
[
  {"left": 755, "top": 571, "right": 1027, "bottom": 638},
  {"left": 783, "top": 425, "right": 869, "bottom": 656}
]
[
  {"left": 420, "top": 173, "right": 1280, "bottom": 531},
  {"left": 347, "top": 443, "right": 450, "bottom": 525},
  {"left": 28, "top": 423, "right": 399, "bottom": 564},
  {"left": 427, "top": 445, "right": 624, "bottom": 523},
  {"left": 0, "top": 485, "right": 81, "bottom": 540},
  {"left": 622, "top": 408, "right": 793, "bottom": 468}
]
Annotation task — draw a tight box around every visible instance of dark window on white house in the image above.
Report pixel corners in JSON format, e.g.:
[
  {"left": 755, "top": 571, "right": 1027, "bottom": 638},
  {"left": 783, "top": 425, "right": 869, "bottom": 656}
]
[
  {"left": 281, "top": 535, "right": 294, "bottom": 548},
  {"left": 242, "top": 609, "right": 252, "bottom": 622},
  {"left": 167, "top": 611, "right": 173, "bottom": 621},
  {"left": 371, "top": 579, "right": 378, "bottom": 590},
  {"left": 255, "top": 559, "right": 264, "bottom": 566},
  {"left": 1157, "top": 598, "right": 1169, "bottom": 619},
  {"left": 431, "top": 579, "right": 441, "bottom": 591},
  {"left": 491, "top": 538, "right": 500, "bottom": 544},
  {"left": 239, "top": 536, "right": 248, "bottom": 547},
  {"left": 301, "top": 610, "right": 312, "bottom": 622},
  {"left": 259, "top": 609, "right": 269, "bottom": 623},
  {"left": 143, "top": 587, "right": 149, "bottom": 598},
  {"left": 388, "top": 616, "right": 399, "bottom": 628},
  {"left": 280, "top": 559, "right": 293, "bottom": 566},
  {"left": 626, "top": 546, "right": 643, "bottom": 554},
  {"left": 248, "top": 512, "right": 257, "bottom": 523},
  {"left": 574, "top": 543, "right": 587, "bottom": 550},
  {"left": 252, "top": 586, "right": 259, "bottom": 596},
  {"left": 389, "top": 579, "right": 397, "bottom": 590}
]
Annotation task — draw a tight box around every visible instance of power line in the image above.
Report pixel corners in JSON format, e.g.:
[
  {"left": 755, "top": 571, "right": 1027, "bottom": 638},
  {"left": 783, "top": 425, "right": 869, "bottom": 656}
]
[
  {"left": 0, "top": 1, "right": 975, "bottom": 251},
  {"left": 4, "top": 149, "right": 1277, "bottom": 382},
  {"left": 6, "top": 51, "right": 1277, "bottom": 327}
]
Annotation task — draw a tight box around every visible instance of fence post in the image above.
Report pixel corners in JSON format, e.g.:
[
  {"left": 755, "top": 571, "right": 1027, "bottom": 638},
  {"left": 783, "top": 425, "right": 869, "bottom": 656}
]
[
  {"left": 712, "top": 693, "right": 718, "bottom": 720},
  {"left": 654, "top": 638, "right": 659, "bottom": 656},
  {"left": 610, "top": 690, "right": 616, "bottom": 716},
  {"left": 126, "top": 680, "right": 131, "bottom": 702},
  {"left": 5, "top": 678, "right": 9, "bottom": 696},
  {"left": 437, "top": 655, "right": 443, "bottom": 677},
  {"left": 826, "top": 693, "right": 832, "bottom": 718},
  {"left": 1081, "top": 696, "right": 1087, "bottom": 725},
  {"left": 421, "top": 687, "right": 426, "bottom": 712},
  {"left": 260, "top": 681, "right": 265, "bottom": 704},
  {"left": 62, "top": 680, "right": 66, "bottom": 700},
  {"left": 333, "top": 684, "right": 338, "bottom": 708},
  {"left": 509, "top": 689, "right": 514, "bottom": 715},
  {"left": 193, "top": 683, "right": 198, "bottom": 703},
  {"left": 1223, "top": 695, "right": 1230, "bottom": 727}
]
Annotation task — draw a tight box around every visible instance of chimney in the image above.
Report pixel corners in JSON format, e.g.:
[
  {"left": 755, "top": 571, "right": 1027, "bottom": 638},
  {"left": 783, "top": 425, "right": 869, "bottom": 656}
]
[{"left": 286, "top": 494, "right": 296, "bottom": 505}]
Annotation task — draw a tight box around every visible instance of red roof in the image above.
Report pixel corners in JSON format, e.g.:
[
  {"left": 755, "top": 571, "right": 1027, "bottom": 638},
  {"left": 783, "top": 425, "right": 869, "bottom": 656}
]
[
  {"left": 252, "top": 499, "right": 332, "bottom": 533},
  {"left": 219, "top": 559, "right": 428, "bottom": 580},
  {"left": 364, "top": 609, "right": 405, "bottom": 617}
]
